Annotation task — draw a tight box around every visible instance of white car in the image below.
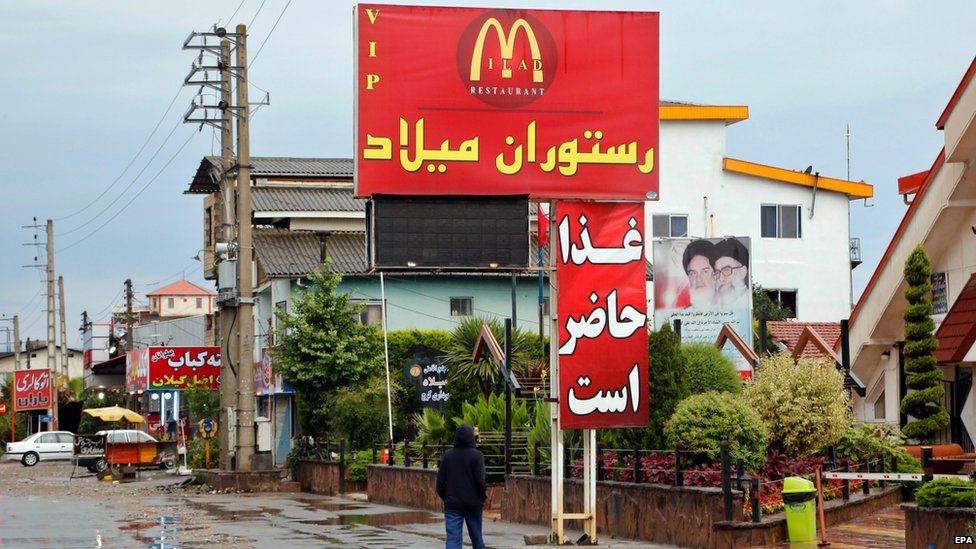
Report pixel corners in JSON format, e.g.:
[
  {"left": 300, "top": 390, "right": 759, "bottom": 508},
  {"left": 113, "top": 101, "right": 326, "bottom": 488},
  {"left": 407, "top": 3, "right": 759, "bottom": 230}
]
[{"left": 5, "top": 431, "right": 75, "bottom": 466}]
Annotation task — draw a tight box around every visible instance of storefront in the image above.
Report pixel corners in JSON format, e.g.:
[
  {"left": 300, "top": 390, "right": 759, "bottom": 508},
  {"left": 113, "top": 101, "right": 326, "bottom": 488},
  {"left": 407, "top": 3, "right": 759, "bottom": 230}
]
[{"left": 254, "top": 351, "right": 295, "bottom": 466}]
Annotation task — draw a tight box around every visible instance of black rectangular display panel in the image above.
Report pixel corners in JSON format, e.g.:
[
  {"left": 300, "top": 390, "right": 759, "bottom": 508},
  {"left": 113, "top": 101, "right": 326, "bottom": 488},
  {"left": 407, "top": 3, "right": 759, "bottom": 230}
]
[{"left": 371, "top": 196, "right": 528, "bottom": 270}]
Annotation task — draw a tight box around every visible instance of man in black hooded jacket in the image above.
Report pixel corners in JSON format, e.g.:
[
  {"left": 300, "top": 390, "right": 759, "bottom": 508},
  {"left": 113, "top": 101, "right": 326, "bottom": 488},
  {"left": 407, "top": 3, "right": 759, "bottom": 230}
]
[{"left": 436, "top": 423, "right": 486, "bottom": 549}]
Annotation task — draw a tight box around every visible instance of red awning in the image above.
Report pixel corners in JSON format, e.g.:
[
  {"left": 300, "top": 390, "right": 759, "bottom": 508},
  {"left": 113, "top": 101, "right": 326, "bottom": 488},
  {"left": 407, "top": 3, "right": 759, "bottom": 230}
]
[
  {"left": 935, "top": 273, "right": 976, "bottom": 363},
  {"left": 897, "top": 170, "right": 929, "bottom": 196}
]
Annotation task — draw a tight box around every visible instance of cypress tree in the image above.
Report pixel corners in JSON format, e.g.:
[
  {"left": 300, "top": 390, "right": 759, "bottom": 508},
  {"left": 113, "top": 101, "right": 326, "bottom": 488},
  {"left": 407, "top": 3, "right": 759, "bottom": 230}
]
[
  {"left": 899, "top": 245, "right": 950, "bottom": 441},
  {"left": 648, "top": 324, "right": 688, "bottom": 449}
]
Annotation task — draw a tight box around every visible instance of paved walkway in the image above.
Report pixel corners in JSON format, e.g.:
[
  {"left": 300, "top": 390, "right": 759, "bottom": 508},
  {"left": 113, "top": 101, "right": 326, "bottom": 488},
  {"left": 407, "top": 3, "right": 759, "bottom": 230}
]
[{"left": 764, "top": 504, "right": 905, "bottom": 548}]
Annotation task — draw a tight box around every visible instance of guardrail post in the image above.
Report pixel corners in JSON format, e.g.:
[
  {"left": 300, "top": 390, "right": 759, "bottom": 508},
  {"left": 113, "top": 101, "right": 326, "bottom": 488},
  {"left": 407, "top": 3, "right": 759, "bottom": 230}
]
[
  {"left": 735, "top": 456, "right": 745, "bottom": 492},
  {"left": 879, "top": 455, "right": 886, "bottom": 488},
  {"left": 325, "top": 440, "right": 332, "bottom": 461},
  {"left": 404, "top": 439, "right": 412, "bottom": 468},
  {"left": 827, "top": 445, "right": 836, "bottom": 470},
  {"left": 422, "top": 440, "right": 429, "bottom": 469},
  {"left": 720, "top": 442, "right": 733, "bottom": 521},
  {"left": 921, "top": 446, "right": 933, "bottom": 483},
  {"left": 861, "top": 460, "right": 870, "bottom": 495},
  {"left": 674, "top": 444, "right": 684, "bottom": 487},
  {"left": 532, "top": 442, "right": 540, "bottom": 476},
  {"left": 338, "top": 440, "right": 346, "bottom": 494},
  {"left": 633, "top": 444, "right": 641, "bottom": 483},
  {"left": 750, "top": 477, "right": 761, "bottom": 523},
  {"left": 842, "top": 462, "right": 850, "bottom": 501}
]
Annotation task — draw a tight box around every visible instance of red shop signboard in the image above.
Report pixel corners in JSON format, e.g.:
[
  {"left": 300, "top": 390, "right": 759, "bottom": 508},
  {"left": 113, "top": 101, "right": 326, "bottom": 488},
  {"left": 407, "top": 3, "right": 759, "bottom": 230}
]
[
  {"left": 148, "top": 346, "right": 220, "bottom": 390},
  {"left": 556, "top": 202, "right": 648, "bottom": 429},
  {"left": 355, "top": 5, "right": 659, "bottom": 200},
  {"left": 13, "top": 369, "right": 53, "bottom": 412}
]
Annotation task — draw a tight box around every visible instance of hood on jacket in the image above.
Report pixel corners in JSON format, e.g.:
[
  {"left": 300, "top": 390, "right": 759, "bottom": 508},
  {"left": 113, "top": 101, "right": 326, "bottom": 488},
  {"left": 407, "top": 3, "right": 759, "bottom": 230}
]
[{"left": 454, "top": 423, "right": 476, "bottom": 448}]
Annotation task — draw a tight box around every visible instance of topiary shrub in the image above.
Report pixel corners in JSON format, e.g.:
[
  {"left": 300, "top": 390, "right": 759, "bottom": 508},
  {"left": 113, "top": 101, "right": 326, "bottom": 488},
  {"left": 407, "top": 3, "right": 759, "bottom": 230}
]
[
  {"left": 916, "top": 478, "right": 976, "bottom": 508},
  {"left": 744, "top": 352, "right": 852, "bottom": 456},
  {"left": 665, "top": 391, "right": 768, "bottom": 469},
  {"left": 899, "top": 245, "right": 950, "bottom": 441},
  {"left": 682, "top": 343, "right": 741, "bottom": 395}
]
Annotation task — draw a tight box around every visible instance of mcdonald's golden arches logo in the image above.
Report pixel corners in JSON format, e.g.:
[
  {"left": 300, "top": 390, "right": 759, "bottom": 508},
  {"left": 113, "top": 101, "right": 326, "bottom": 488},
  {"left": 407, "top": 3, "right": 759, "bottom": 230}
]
[{"left": 457, "top": 10, "right": 557, "bottom": 108}]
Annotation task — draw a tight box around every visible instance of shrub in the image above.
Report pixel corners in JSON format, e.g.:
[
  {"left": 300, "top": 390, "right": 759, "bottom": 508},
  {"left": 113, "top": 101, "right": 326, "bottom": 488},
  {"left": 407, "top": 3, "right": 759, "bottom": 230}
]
[
  {"left": 916, "top": 478, "right": 976, "bottom": 508},
  {"left": 415, "top": 407, "right": 449, "bottom": 444},
  {"left": 682, "top": 344, "right": 741, "bottom": 395},
  {"left": 665, "top": 391, "right": 768, "bottom": 469},
  {"left": 188, "top": 435, "right": 220, "bottom": 470},
  {"left": 446, "top": 316, "right": 538, "bottom": 399},
  {"left": 744, "top": 353, "right": 852, "bottom": 456},
  {"left": 899, "top": 245, "right": 950, "bottom": 441},
  {"left": 330, "top": 376, "right": 398, "bottom": 445},
  {"left": 648, "top": 325, "right": 688, "bottom": 449}
]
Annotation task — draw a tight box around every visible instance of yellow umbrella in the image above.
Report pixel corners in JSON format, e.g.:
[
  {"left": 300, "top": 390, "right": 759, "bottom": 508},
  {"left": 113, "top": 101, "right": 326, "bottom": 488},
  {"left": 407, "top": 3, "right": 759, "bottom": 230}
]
[{"left": 83, "top": 406, "right": 146, "bottom": 423}]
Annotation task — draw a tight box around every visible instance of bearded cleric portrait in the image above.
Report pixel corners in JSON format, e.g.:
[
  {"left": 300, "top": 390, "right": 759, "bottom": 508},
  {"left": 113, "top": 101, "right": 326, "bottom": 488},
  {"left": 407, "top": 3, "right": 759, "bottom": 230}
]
[
  {"left": 556, "top": 202, "right": 649, "bottom": 429},
  {"left": 653, "top": 237, "right": 754, "bottom": 379},
  {"left": 354, "top": 5, "right": 659, "bottom": 200}
]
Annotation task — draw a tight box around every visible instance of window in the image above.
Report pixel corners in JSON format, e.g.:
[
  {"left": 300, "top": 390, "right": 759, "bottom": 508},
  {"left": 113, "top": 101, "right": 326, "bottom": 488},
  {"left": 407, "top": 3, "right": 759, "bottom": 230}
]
[
  {"left": 761, "top": 205, "right": 802, "bottom": 238},
  {"left": 136, "top": 431, "right": 155, "bottom": 443},
  {"left": 359, "top": 303, "right": 383, "bottom": 326},
  {"left": 450, "top": 297, "right": 474, "bottom": 317},
  {"left": 56, "top": 433, "right": 73, "bottom": 444},
  {"left": 37, "top": 434, "right": 56, "bottom": 444},
  {"left": 107, "top": 432, "right": 128, "bottom": 443},
  {"left": 196, "top": 297, "right": 203, "bottom": 309},
  {"left": 764, "top": 289, "right": 798, "bottom": 317},
  {"left": 167, "top": 298, "right": 175, "bottom": 308},
  {"left": 873, "top": 390, "right": 886, "bottom": 420},
  {"left": 651, "top": 214, "right": 689, "bottom": 238}
]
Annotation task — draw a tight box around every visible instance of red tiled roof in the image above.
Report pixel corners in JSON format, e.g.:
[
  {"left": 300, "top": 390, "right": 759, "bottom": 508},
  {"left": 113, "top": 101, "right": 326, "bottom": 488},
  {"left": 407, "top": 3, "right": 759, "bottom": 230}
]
[
  {"left": 934, "top": 273, "right": 976, "bottom": 363},
  {"left": 146, "top": 279, "right": 215, "bottom": 297},
  {"left": 768, "top": 321, "right": 841, "bottom": 358}
]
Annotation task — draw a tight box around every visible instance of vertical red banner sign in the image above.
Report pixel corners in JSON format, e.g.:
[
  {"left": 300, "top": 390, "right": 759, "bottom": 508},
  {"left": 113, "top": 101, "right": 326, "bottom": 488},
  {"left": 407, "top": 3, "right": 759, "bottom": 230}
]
[
  {"left": 556, "top": 202, "right": 648, "bottom": 429},
  {"left": 13, "top": 370, "right": 53, "bottom": 412}
]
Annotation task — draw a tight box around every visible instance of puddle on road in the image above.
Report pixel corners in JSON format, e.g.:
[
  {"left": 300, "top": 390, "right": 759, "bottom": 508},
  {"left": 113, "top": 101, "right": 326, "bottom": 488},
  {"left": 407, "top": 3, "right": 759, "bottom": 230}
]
[
  {"left": 301, "top": 500, "right": 369, "bottom": 512},
  {"left": 119, "top": 516, "right": 180, "bottom": 548},
  {"left": 300, "top": 510, "right": 441, "bottom": 527}
]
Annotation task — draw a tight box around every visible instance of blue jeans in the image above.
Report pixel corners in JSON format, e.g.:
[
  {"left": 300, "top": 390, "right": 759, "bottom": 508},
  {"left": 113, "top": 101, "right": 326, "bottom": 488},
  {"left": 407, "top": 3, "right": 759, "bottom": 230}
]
[{"left": 444, "top": 507, "right": 484, "bottom": 549}]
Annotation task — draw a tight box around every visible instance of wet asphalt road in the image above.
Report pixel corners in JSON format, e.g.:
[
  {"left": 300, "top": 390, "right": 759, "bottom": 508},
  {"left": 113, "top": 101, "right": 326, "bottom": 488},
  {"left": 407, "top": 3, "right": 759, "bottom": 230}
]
[{"left": 0, "top": 461, "right": 659, "bottom": 548}]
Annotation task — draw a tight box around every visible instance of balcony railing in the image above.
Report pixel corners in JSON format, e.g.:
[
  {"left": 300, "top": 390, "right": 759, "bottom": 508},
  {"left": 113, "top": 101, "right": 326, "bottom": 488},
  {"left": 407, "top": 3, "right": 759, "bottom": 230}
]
[{"left": 850, "top": 237, "right": 862, "bottom": 267}]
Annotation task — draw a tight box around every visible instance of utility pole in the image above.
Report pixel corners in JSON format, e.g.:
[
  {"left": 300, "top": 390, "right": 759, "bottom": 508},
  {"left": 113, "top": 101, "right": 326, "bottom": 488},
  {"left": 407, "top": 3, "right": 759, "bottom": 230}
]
[
  {"left": 11, "top": 314, "right": 20, "bottom": 442},
  {"left": 46, "top": 220, "right": 57, "bottom": 431},
  {"left": 58, "top": 276, "right": 68, "bottom": 378},
  {"left": 125, "top": 279, "right": 134, "bottom": 351},
  {"left": 218, "top": 37, "right": 239, "bottom": 471},
  {"left": 234, "top": 23, "right": 256, "bottom": 470}
]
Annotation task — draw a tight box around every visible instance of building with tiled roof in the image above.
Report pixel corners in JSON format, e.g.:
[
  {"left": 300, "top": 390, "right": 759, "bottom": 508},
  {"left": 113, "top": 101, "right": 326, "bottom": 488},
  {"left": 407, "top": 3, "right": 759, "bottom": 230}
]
[
  {"left": 846, "top": 55, "right": 976, "bottom": 449},
  {"left": 767, "top": 321, "right": 841, "bottom": 358},
  {"left": 146, "top": 279, "right": 216, "bottom": 318}
]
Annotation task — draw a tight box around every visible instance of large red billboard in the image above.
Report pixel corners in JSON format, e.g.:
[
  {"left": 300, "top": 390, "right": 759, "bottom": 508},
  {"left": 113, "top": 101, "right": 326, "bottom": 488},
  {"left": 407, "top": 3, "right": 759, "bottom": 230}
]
[
  {"left": 556, "top": 202, "right": 648, "bottom": 429},
  {"left": 13, "top": 370, "right": 53, "bottom": 412},
  {"left": 355, "top": 5, "right": 659, "bottom": 200},
  {"left": 146, "top": 347, "right": 220, "bottom": 390}
]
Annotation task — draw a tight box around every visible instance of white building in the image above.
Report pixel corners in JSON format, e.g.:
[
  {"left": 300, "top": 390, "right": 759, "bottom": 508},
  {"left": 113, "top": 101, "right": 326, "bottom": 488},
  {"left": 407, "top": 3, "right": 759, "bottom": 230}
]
[
  {"left": 648, "top": 102, "right": 873, "bottom": 322},
  {"left": 0, "top": 340, "right": 84, "bottom": 381},
  {"left": 848, "top": 55, "right": 976, "bottom": 449}
]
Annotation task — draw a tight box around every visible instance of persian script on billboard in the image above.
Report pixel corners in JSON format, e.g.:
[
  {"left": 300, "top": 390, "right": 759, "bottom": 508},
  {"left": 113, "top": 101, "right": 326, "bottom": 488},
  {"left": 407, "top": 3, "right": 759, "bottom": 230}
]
[
  {"left": 653, "top": 237, "right": 754, "bottom": 379},
  {"left": 147, "top": 346, "right": 220, "bottom": 390},
  {"left": 13, "top": 369, "right": 53, "bottom": 411},
  {"left": 556, "top": 202, "right": 649, "bottom": 429},
  {"left": 355, "top": 5, "right": 659, "bottom": 200}
]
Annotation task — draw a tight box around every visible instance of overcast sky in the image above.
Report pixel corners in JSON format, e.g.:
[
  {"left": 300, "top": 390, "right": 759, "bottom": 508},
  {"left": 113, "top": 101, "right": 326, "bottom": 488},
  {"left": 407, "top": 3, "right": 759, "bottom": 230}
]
[{"left": 0, "top": 1, "right": 973, "bottom": 347}]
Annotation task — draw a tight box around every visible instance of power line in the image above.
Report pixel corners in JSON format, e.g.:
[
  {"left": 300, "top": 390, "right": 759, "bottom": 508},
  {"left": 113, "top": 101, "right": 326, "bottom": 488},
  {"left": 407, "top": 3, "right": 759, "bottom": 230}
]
[
  {"left": 225, "top": 0, "right": 248, "bottom": 25},
  {"left": 58, "top": 130, "right": 200, "bottom": 253},
  {"left": 54, "top": 86, "right": 186, "bottom": 222},
  {"left": 249, "top": 0, "right": 293, "bottom": 68},
  {"left": 57, "top": 118, "right": 184, "bottom": 237},
  {"left": 247, "top": 0, "right": 269, "bottom": 29}
]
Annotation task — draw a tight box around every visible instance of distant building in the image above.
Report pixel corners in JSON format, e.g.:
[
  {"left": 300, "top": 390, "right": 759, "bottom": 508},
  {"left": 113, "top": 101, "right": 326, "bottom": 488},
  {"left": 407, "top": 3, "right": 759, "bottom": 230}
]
[
  {"left": 847, "top": 55, "right": 976, "bottom": 449},
  {"left": 0, "top": 340, "right": 84, "bottom": 381},
  {"left": 146, "top": 280, "right": 216, "bottom": 318}
]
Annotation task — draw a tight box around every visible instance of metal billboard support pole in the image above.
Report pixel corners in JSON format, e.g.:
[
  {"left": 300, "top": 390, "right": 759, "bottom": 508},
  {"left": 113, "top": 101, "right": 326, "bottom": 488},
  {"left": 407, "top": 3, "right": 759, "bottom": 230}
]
[
  {"left": 380, "top": 272, "right": 394, "bottom": 441},
  {"left": 548, "top": 200, "right": 565, "bottom": 544}
]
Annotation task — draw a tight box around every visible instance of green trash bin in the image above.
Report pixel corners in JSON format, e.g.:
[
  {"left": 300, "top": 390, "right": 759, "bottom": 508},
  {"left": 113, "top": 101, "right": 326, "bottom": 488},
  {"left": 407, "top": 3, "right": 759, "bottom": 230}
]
[{"left": 782, "top": 476, "right": 817, "bottom": 543}]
